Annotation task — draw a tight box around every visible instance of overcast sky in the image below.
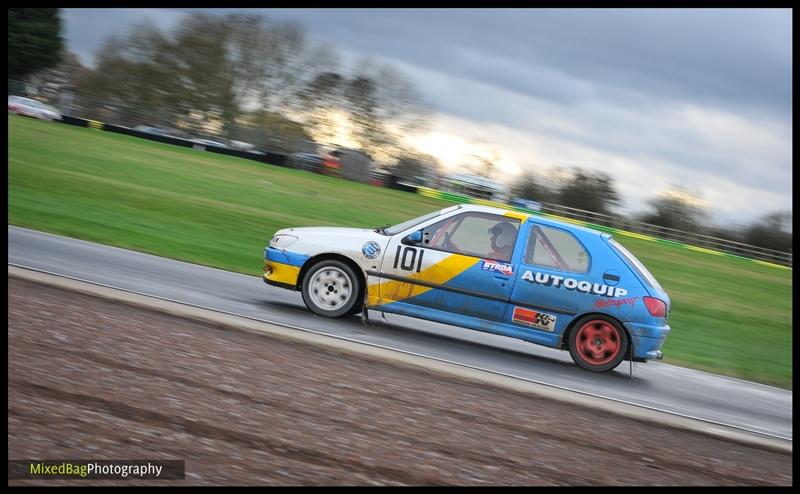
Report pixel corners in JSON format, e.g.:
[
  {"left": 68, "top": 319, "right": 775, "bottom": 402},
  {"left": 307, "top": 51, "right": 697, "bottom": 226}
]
[{"left": 62, "top": 8, "right": 792, "bottom": 227}]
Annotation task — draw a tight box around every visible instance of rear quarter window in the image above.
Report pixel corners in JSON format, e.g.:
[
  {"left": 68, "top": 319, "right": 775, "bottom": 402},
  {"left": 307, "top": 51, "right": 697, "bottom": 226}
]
[{"left": 608, "top": 238, "right": 664, "bottom": 292}]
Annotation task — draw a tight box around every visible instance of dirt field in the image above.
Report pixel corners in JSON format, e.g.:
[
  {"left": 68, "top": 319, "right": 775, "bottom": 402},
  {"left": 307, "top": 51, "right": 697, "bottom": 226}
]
[{"left": 8, "top": 277, "right": 792, "bottom": 486}]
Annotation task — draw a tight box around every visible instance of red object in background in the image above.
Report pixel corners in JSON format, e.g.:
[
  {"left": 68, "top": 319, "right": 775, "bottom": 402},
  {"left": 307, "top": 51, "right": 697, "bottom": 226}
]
[{"left": 321, "top": 155, "right": 342, "bottom": 176}]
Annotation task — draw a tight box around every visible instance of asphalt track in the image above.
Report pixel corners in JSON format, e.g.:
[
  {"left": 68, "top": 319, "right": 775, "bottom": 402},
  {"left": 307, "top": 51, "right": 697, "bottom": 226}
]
[{"left": 7, "top": 226, "right": 792, "bottom": 445}]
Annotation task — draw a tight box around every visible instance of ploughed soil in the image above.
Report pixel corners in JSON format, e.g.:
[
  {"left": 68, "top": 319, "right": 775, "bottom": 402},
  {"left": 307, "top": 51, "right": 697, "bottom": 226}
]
[{"left": 8, "top": 277, "right": 792, "bottom": 486}]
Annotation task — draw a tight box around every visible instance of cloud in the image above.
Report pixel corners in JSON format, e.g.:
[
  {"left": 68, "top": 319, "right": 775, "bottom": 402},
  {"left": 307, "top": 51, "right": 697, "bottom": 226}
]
[
  {"left": 258, "top": 9, "right": 791, "bottom": 117},
  {"left": 63, "top": 9, "right": 185, "bottom": 66},
  {"left": 398, "top": 68, "right": 791, "bottom": 226},
  {"left": 60, "top": 8, "right": 792, "bottom": 226}
]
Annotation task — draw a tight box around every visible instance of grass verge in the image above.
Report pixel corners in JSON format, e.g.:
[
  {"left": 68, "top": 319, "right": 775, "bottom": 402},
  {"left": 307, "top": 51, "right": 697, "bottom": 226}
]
[{"left": 8, "top": 115, "right": 792, "bottom": 388}]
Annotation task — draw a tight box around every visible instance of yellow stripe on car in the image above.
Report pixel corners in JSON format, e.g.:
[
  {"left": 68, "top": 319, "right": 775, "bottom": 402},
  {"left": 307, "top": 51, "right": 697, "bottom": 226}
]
[
  {"left": 503, "top": 211, "right": 529, "bottom": 221},
  {"left": 264, "top": 260, "right": 301, "bottom": 286},
  {"left": 368, "top": 254, "right": 479, "bottom": 305}
]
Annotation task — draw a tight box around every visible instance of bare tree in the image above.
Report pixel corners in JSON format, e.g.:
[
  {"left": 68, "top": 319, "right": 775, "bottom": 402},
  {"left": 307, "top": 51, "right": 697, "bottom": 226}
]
[
  {"left": 73, "top": 12, "right": 430, "bottom": 157},
  {"left": 390, "top": 152, "right": 441, "bottom": 184},
  {"left": 75, "top": 20, "right": 178, "bottom": 127},
  {"left": 346, "top": 59, "right": 430, "bottom": 158},
  {"left": 232, "top": 110, "right": 313, "bottom": 153},
  {"left": 293, "top": 58, "right": 430, "bottom": 159},
  {"left": 640, "top": 187, "right": 708, "bottom": 233},
  {"left": 169, "top": 14, "right": 237, "bottom": 133},
  {"left": 742, "top": 211, "right": 792, "bottom": 253},
  {"left": 557, "top": 168, "right": 621, "bottom": 216},
  {"left": 74, "top": 15, "right": 303, "bottom": 131},
  {"left": 295, "top": 71, "right": 347, "bottom": 145},
  {"left": 512, "top": 173, "right": 558, "bottom": 204}
]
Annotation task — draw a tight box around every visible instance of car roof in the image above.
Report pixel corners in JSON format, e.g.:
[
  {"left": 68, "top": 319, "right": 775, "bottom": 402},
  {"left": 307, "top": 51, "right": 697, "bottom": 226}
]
[{"left": 454, "top": 203, "right": 607, "bottom": 238}]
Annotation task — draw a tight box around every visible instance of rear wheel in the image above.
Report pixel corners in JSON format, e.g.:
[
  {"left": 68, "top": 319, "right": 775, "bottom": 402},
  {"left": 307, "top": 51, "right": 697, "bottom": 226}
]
[
  {"left": 568, "top": 315, "right": 628, "bottom": 372},
  {"left": 301, "top": 260, "right": 361, "bottom": 318}
]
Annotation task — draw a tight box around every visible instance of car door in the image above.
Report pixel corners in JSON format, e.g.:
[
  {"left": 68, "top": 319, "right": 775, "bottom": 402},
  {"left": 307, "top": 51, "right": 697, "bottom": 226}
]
[
  {"left": 507, "top": 221, "right": 595, "bottom": 335},
  {"left": 378, "top": 211, "right": 521, "bottom": 322}
]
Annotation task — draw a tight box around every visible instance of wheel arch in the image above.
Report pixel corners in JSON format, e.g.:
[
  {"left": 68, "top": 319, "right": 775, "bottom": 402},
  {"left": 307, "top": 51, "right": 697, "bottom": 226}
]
[{"left": 296, "top": 253, "right": 367, "bottom": 292}]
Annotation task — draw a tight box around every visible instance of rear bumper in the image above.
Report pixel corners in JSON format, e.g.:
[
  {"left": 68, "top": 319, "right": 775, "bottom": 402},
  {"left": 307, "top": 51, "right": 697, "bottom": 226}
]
[{"left": 624, "top": 321, "right": 670, "bottom": 361}]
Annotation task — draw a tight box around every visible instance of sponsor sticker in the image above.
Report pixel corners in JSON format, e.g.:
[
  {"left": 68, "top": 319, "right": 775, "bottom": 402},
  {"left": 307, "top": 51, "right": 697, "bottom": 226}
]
[
  {"left": 593, "top": 297, "right": 638, "bottom": 310},
  {"left": 481, "top": 259, "right": 514, "bottom": 275},
  {"left": 362, "top": 241, "right": 381, "bottom": 259},
  {"left": 521, "top": 270, "right": 628, "bottom": 298},
  {"left": 512, "top": 307, "right": 557, "bottom": 332}
]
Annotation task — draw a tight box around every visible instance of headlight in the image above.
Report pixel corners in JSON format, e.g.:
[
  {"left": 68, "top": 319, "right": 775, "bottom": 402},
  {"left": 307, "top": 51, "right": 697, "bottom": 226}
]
[{"left": 269, "top": 234, "right": 299, "bottom": 249}]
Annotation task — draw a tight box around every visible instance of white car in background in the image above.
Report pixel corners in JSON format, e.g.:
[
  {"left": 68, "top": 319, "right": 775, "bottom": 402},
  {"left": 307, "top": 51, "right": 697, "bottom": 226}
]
[
  {"left": 229, "top": 140, "right": 255, "bottom": 151},
  {"left": 192, "top": 138, "right": 228, "bottom": 149},
  {"left": 7, "top": 95, "right": 62, "bottom": 121}
]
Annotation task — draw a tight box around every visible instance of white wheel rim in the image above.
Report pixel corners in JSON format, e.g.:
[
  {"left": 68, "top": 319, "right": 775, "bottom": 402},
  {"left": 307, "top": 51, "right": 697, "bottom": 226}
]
[{"left": 308, "top": 266, "right": 353, "bottom": 311}]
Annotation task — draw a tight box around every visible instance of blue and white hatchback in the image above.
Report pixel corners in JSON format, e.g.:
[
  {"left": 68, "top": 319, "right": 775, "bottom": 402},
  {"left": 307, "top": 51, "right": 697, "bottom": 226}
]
[{"left": 264, "top": 204, "right": 671, "bottom": 372}]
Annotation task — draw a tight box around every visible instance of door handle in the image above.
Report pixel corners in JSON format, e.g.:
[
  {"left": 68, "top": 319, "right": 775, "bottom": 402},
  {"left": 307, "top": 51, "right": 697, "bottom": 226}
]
[{"left": 493, "top": 275, "right": 510, "bottom": 287}]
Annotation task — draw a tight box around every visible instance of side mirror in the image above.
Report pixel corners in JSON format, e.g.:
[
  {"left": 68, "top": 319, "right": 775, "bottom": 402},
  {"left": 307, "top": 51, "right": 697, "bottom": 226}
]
[{"left": 404, "top": 230, "right": 423, "bottom": 245}]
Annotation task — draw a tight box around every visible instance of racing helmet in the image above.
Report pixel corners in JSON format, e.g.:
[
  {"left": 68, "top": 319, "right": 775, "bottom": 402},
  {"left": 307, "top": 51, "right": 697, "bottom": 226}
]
[{"left": 489, "top": 222, "right": 517, "bottom": 250}]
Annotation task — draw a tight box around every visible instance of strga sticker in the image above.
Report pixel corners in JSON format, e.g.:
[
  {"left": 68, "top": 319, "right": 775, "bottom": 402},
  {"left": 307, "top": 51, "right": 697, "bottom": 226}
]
[{"left": 481, "top": 259, "right": 514, "bottom": 275}]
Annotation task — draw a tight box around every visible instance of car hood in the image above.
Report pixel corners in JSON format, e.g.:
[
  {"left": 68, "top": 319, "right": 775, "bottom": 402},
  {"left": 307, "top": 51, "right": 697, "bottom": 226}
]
[{"left": 275, "top": 226, "right": 388, "bottom": 243}]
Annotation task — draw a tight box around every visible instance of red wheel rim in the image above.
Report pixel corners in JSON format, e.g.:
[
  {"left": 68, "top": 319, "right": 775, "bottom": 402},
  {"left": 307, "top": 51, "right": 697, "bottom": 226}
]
[{"left": 575, "top": 320, "right": 622, "bottom": 366}]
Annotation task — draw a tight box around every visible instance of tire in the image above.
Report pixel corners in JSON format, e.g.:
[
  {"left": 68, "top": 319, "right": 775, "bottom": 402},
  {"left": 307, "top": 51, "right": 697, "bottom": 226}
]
[
  {"left": 301, "top": 260, "right": 362, "bottom": 318},
  {"left": 568, "top": 315, "right": 628, "bottom": 372}
]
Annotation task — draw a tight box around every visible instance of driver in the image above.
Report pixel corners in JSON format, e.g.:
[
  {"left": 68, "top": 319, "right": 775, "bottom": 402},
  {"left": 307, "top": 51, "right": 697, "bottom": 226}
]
[{"left": 488, "top": 221, "right": 517, "bottom": 260}]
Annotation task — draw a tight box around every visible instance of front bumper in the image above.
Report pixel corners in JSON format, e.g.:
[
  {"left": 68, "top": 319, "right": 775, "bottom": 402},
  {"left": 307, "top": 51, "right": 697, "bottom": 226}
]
[
  {"left": 624, "top": 321, "right": 670, "bottom": 361},
  {"left": 263, "top": 247, "right": 309, "bottom": 290}
]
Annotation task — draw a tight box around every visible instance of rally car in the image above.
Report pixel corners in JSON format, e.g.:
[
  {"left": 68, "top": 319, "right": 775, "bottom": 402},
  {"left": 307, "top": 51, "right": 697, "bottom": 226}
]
[{"left": 263, "top": 204, "right": 671, "bottom": 372}]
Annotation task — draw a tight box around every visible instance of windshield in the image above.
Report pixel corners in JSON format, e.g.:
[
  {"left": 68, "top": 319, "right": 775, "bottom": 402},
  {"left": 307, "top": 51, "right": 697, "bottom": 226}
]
[
  {"left": 382, "top": 205, "right": 461, "bottom": 236},
  {"left": 608, "top": 238, "right": 664, "bottom": 293}
]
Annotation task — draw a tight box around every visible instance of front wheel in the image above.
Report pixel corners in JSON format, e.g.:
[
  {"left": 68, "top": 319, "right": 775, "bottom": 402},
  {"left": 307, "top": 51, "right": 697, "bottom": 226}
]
[
  {"left": 568, "top": 315, "right": 628, "bottom": 372},
  {"left": 301, "top": 260, "right": 362, "bottom": 318}
]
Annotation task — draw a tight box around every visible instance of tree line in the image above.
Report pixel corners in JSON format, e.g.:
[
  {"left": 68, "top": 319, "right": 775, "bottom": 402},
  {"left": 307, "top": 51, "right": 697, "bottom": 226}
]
[
  {"left": 11, "top": 10, "right": 429, "bottom": 159},
  {"left": 512, "top": 169, "right": 791, "bottom": 254},
  {"left": 9, "top": 9, "right": 791, "bottom": 254}
]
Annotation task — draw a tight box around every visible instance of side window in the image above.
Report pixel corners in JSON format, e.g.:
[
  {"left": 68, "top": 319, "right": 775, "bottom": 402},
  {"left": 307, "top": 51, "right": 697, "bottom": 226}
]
[
  {"left": 420, "top": 212, "right": 520, "bottom": 262},
  {"left": 524, "top": 224, "right": 589, "bottom": 273}
]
